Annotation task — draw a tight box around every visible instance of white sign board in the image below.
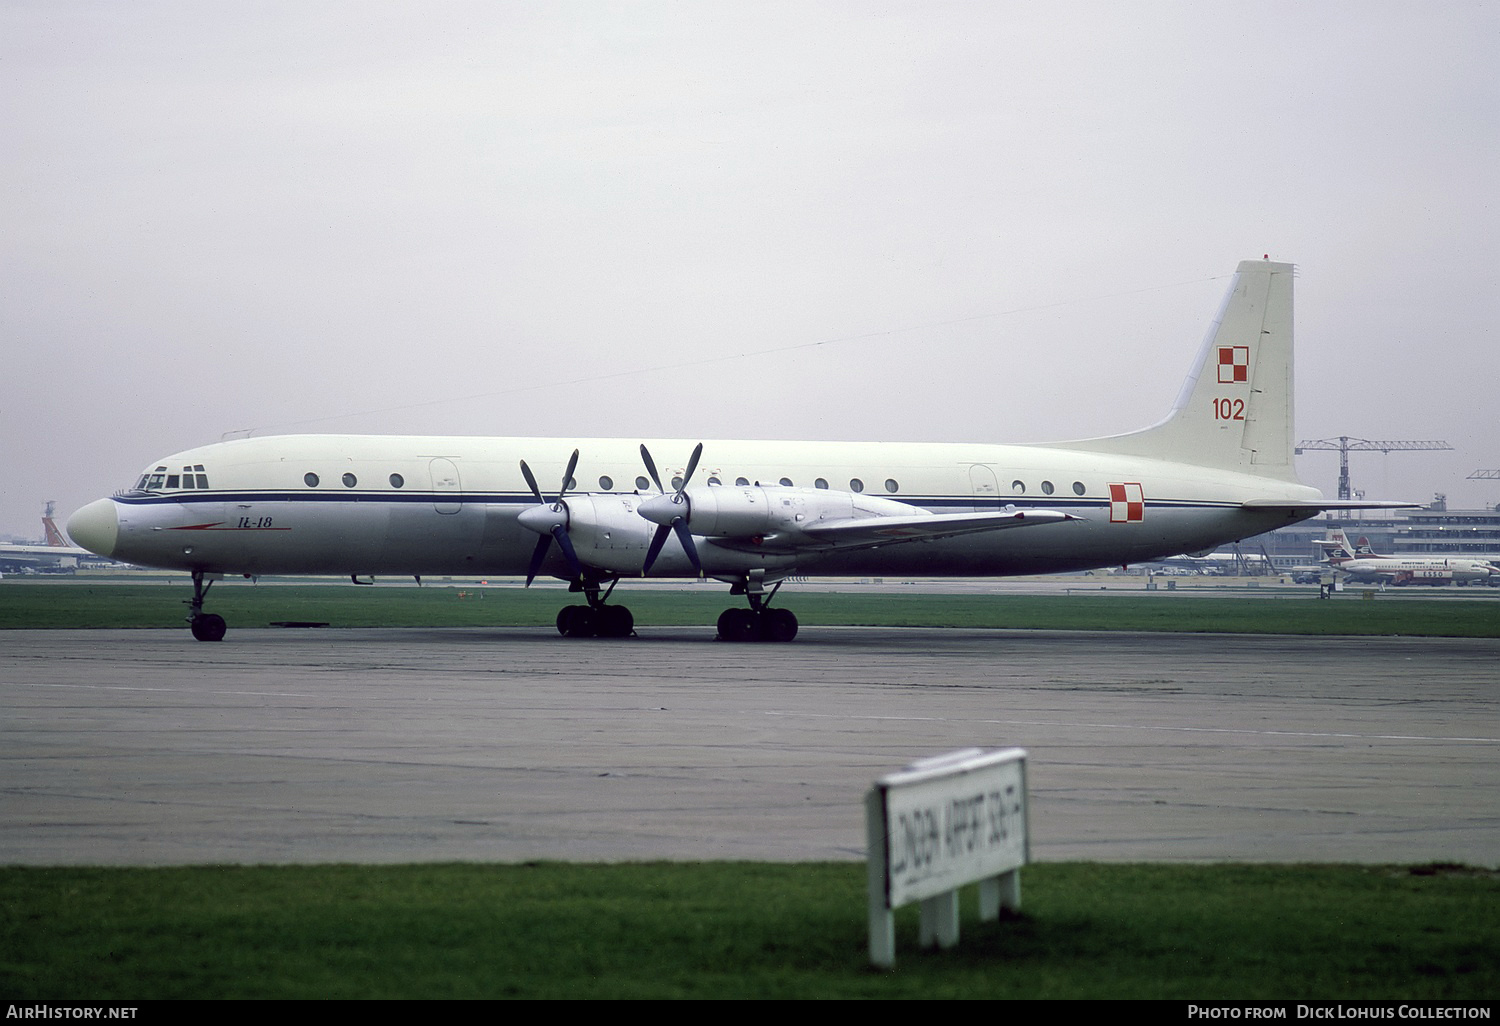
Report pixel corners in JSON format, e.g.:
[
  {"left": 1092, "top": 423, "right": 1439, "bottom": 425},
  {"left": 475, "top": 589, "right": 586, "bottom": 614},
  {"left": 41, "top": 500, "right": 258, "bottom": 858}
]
[{"left": 866, "top": 748, "right": 1029, "bottom": 967}]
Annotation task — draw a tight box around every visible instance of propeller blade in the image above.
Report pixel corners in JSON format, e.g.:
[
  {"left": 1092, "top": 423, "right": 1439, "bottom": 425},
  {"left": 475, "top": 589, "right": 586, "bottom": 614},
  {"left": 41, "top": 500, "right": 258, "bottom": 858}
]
[
  {"left": 679, "top": 442, "right": 702, "bottom": 494},
  {"left": 552, "top": 524, "right": 584, "bottom": 579},
  {"left": 640, "top": 444, "right": 664, "bottom": 494},
  {"left": 642, "top": 524, "right": 672, "bottom": 576},
  {"left": 556, "top": 449, "right": 580, "bottom": 504},
  {"left": 521, "top": 450, "right": 583, "bottom": 584},
  {"left": 524, "top": 534, "right": 551, "bottom": 587},
  {"left": 672, "top": 517, "right": 702, "bottom": 574},
  {"left": 519, "top": 460, "right": 545, "bottom": 505},
  {"left": 638, "top": 443, "right": 705, "bottom": 576}
]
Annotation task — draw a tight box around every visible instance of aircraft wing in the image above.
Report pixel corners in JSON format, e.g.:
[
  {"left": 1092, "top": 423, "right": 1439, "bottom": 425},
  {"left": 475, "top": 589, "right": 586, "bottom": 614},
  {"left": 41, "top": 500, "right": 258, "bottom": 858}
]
[
  {"left": 795, "top": 507, "right": 1078, "bottom": 545},
  {"left": 0, "top": 542, "right": 96, "bottom": 566}
]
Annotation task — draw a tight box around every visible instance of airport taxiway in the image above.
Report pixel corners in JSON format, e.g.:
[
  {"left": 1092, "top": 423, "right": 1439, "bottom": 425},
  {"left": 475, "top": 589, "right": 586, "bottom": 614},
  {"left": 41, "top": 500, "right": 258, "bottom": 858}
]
[{"left": 2, "top": 626, "right": 1496, "bottom": 866}]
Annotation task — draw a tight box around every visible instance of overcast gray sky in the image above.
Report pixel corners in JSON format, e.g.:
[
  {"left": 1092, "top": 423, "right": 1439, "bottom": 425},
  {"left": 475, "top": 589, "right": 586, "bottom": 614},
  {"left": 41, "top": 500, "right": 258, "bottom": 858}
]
[{"left": 3, "top": 1, "right": 1497, "bottom": 539}]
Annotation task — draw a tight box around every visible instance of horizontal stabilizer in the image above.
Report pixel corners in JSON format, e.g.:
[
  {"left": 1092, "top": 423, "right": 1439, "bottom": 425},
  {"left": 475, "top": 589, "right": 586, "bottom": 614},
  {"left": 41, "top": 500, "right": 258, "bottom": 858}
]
[{"left": 1240, "top": 499, "right": 1419, "bottom": 513}]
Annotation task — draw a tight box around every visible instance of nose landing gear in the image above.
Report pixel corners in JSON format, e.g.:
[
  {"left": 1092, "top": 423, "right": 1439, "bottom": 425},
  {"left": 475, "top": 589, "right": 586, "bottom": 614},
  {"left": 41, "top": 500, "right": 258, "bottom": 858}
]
[{"left": 186, "top": 570, "right": 227, "bottom": 641}]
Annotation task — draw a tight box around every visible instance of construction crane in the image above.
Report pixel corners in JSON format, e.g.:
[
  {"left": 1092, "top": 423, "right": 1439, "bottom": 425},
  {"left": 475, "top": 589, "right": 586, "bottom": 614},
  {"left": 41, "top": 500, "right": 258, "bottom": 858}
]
[{"left": 1294, "top": 437, "right": 1453, "bottom": 519}]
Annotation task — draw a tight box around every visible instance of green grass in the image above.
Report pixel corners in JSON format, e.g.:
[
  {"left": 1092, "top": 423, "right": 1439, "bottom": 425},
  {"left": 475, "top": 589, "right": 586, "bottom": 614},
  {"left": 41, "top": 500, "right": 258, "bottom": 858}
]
[
  {"left": 2, "top": 578, "right": 1498, "bottom": 636},
  {"left": 2, "top": 862, "right": 1495, "bottom": 999},
  {"left": 5, "top": 587, "right": 1496, "bottom": 997}
]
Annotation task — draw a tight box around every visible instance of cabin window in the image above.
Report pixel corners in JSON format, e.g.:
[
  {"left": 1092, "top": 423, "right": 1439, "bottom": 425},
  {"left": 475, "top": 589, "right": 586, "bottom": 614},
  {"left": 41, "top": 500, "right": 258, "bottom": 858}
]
[
  {"left": 304, "top": 473, "right": 320, "bottom": 487},
  {"left": 1072, "top": 481, "right": 1085, "bottom": 496},
  {"left": 736, "top": 477, "right": 750, "bottom": 487},
  {"left": 1011, "top": 480, "right": 1025, "bottom": 494},
  {"left": 1041, "top": 480, "right": 1055, "bottom": 495},
  {"left": 343, "top": 473, "right": 357, "bottom": 488},
  {"left": 671, "top": 476, "right": 684, "bottom": 490},
  {"left": 708, "top": 476, "right": 722, "bottom": 486},
  {"left": 815, "top": 478, "right": 828, "bottom": 489},
  {"left": 599, "top": 475, "right": 613, "bottom": 490},
  {"left": 779, "top": 477, "right": 794, "bottom": 487},
  {"left": 850, "top": 478, "right": 864, "bottom": 493},
  {"left": 636, "top": 476, "right": 650, "bottom": 490},
  {"left": 885, "top": 479, "right": 899, "bottom": 493},
  {"left": 390, "top": 473, "right": 405, "bottom": 488}
]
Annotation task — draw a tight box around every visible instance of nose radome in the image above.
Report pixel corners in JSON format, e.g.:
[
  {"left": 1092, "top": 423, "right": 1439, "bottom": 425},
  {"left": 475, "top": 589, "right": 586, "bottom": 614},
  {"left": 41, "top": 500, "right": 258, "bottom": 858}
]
[{"left": 67, "top": 499, "right": 119, "bottom": 558}]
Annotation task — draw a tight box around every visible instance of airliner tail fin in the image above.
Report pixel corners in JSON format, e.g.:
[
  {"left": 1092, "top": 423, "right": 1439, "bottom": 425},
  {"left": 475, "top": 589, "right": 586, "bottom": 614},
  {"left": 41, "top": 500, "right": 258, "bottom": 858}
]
[{"left": 1044, "top": 259, "right": 1298, "bottom": 480}]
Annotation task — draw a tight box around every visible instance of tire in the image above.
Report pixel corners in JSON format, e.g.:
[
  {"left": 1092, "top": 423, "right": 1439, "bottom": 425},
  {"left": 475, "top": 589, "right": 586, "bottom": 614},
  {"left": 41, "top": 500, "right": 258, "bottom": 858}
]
[
  {"left": 762, "top": 607, "right": 798, "bottom": 643},
  {"left": 190, "top": 613, "right": 226, "bottom": 642},
  {"left": 561, "top": 605, "right": 597, "bottom": 638},
  {"left": 597, "top": 605, "right": 634, "bottom": 638},
  {"left": 717, "top": 607, "right": 761, "bottom": 643}
]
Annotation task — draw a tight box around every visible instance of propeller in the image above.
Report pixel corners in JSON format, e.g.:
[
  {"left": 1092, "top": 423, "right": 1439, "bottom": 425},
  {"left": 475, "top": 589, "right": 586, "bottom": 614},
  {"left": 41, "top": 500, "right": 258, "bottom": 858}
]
[
  {"left": 516, "top": 449, "right": 585, "bottom": 586},
  {"left": 639, "top": 442, "right": 703, "bottom": 576}
]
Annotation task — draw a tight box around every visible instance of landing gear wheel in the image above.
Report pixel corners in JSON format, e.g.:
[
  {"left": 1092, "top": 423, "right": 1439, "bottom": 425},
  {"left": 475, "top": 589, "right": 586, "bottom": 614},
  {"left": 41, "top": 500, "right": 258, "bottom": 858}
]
[
  {"left": 762, "top": 607, "right": 798, "bottom": 643},
  {"left": 596, "top": 605, "right": 634, "bottom": 639},
  {"left": 717, "top": 607, "right": 761, "bottom": 643},
  {"left": 190, "top": 613, "right": 226, "bottom": 642},
  {"left": 557, "top": 605, "right": 598, "bottom": 638}
]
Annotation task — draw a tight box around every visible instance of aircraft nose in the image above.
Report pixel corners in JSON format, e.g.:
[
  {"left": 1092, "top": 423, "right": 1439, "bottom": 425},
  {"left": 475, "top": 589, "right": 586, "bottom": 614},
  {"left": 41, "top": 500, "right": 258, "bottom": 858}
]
[{"left": 67, "top": 499, "right": 119, "bottom": 558}]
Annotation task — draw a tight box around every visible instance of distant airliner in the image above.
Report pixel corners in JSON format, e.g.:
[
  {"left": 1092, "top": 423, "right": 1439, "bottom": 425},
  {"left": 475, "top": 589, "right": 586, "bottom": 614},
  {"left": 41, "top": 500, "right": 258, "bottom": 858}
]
[
  {"left": 1319, "top": 529, "right": 1498, "bottom": 586},
  {"left": 0, "top": 502, "right": 100, "bottom": 574},
  {"left": 68, "top": 259, "right": 1409, "bottom": 641}
]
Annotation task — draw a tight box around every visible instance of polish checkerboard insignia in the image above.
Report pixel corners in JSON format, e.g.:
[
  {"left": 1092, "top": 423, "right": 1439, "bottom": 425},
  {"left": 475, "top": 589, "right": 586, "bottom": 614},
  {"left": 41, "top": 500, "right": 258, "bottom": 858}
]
[
  {"left": 1109, "top": 482, "right": 1144, "bottom": 523},
  {"left": 1217, "top": 345, "right": 1250, "bottom": 384}
]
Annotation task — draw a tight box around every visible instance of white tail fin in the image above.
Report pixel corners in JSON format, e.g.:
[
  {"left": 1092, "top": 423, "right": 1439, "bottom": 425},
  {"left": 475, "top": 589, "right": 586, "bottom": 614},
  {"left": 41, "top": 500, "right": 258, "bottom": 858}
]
[
  {"left": 1042, "top": 259, "right": 1297, "bottom": 480},
  {"left": 1328, "top": 530, "right": 1355, "bottom": 560}
]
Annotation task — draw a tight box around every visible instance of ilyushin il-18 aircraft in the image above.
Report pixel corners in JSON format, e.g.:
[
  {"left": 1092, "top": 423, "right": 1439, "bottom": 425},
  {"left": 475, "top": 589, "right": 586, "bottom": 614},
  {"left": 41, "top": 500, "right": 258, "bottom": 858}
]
[{"left": 67, "top": 258, "right": 1406, "bottom": 642}]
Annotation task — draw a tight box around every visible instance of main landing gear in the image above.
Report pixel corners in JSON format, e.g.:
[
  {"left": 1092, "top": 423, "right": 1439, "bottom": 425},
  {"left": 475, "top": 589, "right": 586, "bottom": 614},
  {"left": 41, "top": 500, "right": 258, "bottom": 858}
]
[
  {"left": 549, "top": 574, "right": 800, "bottom": 642},
  {"left": 186, "top": 570, "right": 226, "bottom": 642},
  {"left": 716, "top": 605, "right": 798, "bottom": 643},
  {"left": 555, "top": 577, "right": 635, "bottom": 639},
  {"left": 716, "top": 577, "right": 798, "bottom": 643}
]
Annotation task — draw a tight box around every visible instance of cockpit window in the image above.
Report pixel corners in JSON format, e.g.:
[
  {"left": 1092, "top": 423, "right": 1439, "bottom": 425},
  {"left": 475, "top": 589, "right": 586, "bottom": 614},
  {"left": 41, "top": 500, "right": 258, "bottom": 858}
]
[{"left": 136, "top": 464, "right": 209, "bottom": 492}]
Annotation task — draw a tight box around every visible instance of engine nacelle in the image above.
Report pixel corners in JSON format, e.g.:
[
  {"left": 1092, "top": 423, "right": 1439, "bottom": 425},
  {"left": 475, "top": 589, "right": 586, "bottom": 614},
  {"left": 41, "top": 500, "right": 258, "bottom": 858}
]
[
  {"left": 641, "top": 485, "right": 917, "bottom": 538},
  {"left": 561, "top": 493, "right": 653, "bottom": 551}
]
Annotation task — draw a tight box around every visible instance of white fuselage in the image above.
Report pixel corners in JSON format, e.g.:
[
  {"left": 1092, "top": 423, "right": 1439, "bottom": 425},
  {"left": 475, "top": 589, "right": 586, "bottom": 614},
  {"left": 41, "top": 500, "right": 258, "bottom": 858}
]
[
  {"left": 70, "top": 432, "right": 1323, "bottom": 582},
  {"left": 1333, "top": 555, "right": 1498, "bottom": 586}
]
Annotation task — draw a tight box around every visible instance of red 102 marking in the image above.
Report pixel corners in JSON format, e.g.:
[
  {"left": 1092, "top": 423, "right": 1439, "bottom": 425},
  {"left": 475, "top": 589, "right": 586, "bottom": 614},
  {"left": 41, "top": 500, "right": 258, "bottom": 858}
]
[{"left": 1213, "top": 398, "right": 1245, "bottom": 421}]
